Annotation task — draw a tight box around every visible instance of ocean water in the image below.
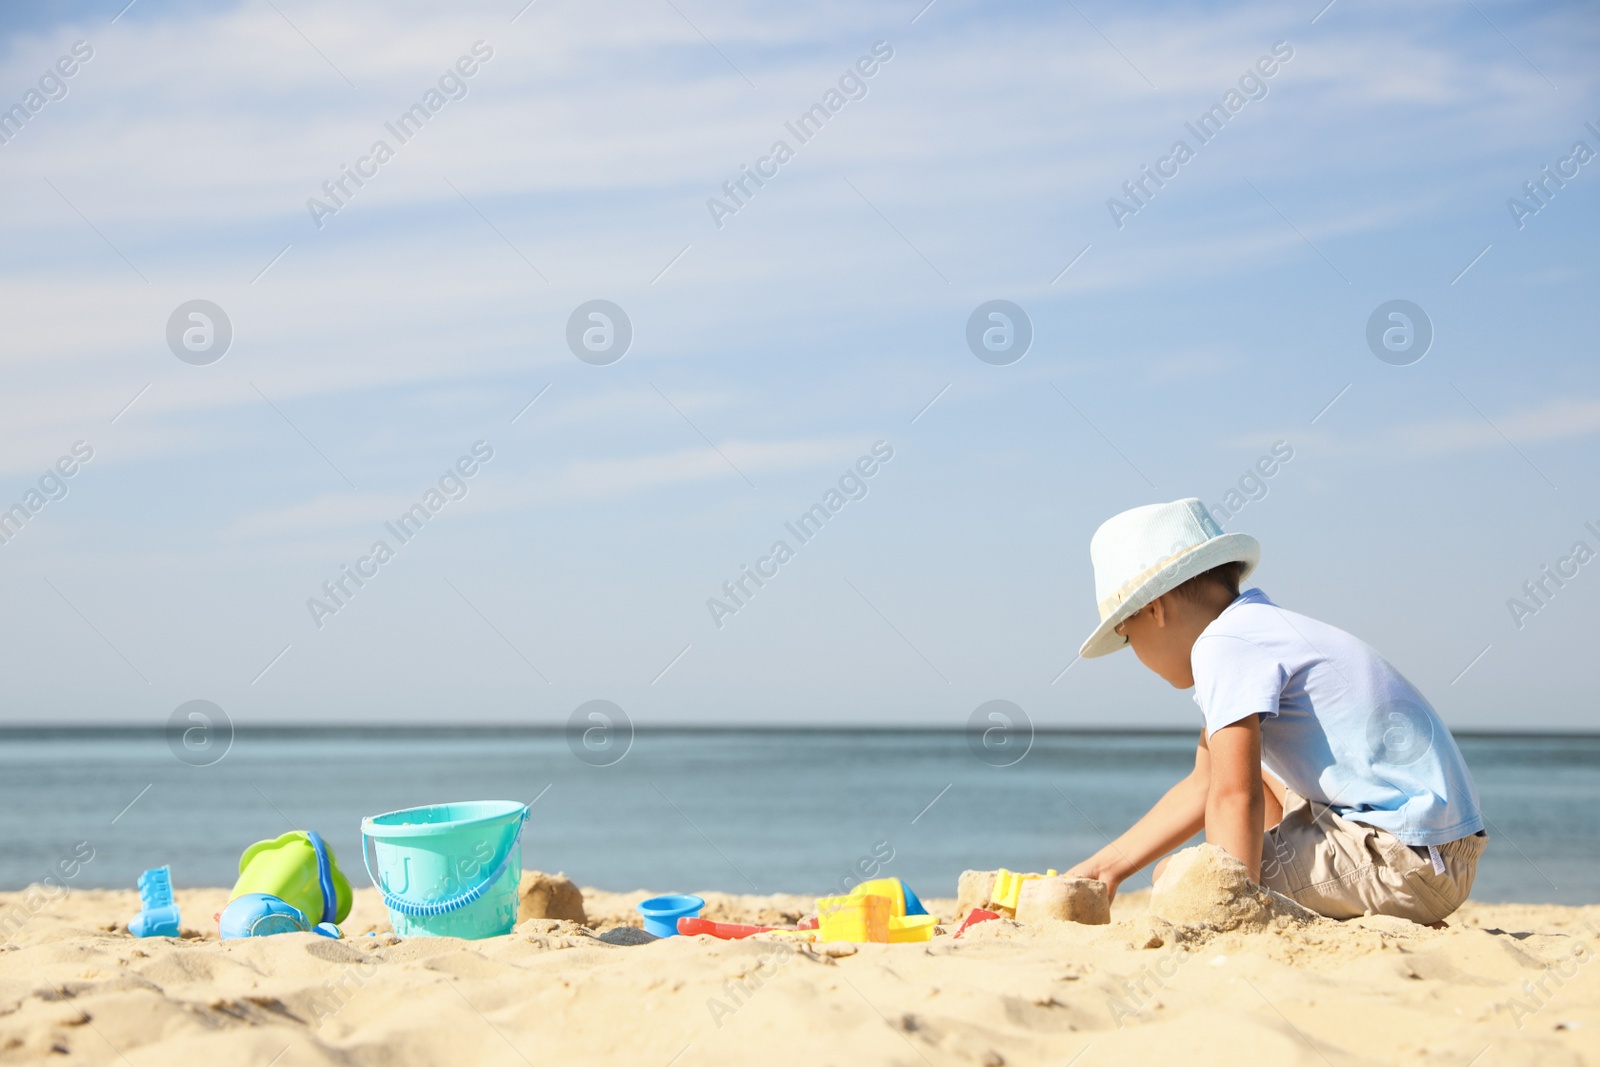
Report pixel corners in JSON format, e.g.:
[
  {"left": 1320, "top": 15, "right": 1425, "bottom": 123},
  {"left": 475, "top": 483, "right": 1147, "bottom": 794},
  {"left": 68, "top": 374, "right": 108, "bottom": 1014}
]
[{"left": 1, "top": 729, "right": 1594, "bottom": 907}]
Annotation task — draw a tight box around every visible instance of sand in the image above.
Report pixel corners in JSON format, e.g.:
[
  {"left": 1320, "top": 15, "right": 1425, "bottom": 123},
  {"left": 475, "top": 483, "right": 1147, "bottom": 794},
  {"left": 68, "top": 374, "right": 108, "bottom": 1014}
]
[{"left": 0, "top": 859, "right": 1596, "bottom": 1066}]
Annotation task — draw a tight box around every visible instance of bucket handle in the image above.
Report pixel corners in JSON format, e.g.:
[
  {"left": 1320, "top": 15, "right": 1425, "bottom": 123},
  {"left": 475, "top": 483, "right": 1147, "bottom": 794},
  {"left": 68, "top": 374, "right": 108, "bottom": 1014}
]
[
  {"left": 361, "top": 807, "right": 528, "bottom": 919},
  {"left": 306, "top": 830, "right": 337, "bottom": 925}
]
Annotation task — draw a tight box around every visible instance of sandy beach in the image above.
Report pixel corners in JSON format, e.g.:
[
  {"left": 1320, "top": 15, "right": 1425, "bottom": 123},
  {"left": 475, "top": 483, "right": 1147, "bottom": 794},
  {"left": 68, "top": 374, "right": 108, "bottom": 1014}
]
[{"left": 0, "top": 868, "right": 1595, "bottom": 1067}]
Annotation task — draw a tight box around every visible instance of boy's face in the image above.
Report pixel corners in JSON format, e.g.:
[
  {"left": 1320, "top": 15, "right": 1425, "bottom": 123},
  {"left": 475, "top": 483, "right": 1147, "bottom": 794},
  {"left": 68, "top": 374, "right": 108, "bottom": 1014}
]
[{"left": 1115, "top": 593, "right": 1211, "bottom": 688}]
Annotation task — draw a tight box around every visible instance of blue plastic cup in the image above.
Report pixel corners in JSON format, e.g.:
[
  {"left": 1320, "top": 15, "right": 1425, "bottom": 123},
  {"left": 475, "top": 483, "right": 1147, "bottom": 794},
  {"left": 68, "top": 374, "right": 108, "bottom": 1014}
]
[{"left": 637, "top": 894, "right": 704, "bottom": 937}]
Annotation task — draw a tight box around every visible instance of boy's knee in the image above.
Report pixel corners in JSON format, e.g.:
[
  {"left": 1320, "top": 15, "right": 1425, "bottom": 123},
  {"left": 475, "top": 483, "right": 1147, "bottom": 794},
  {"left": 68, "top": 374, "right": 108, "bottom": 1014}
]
[{"left": 1152, "top": 856, "right": 1172, "bottom": 885}]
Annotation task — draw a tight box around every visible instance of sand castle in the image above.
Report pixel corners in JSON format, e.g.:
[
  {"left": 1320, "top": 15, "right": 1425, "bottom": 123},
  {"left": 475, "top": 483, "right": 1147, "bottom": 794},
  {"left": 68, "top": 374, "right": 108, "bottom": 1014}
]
[{"left": 1147, "top": 843, "right": 1320, "bottom": 932}]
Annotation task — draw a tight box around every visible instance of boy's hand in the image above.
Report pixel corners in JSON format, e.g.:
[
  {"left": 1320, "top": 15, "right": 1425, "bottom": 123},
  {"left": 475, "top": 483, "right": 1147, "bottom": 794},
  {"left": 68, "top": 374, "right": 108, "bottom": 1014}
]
[
  {"left": 1060, "top": 729, "right": 1215, "bottom": 904},
  {"left": 1063, "top": 859, "right": 1123, "bottom": 902}
]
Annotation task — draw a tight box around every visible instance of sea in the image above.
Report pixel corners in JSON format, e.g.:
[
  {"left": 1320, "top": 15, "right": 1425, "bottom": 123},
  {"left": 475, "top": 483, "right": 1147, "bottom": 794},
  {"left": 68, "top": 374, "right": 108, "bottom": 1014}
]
[{"left": 2, "top": 729, "right": 1595, "bottom": 906}]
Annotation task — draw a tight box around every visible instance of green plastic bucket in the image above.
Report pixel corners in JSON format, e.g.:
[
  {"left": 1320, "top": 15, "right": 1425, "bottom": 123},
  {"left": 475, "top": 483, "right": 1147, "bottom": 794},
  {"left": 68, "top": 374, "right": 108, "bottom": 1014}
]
[
  {"left": 230, "top": 830, "right": 353, "bottom": 925},
  {"left": 360, "top": 800, "right": 528, "bottom": 939}
]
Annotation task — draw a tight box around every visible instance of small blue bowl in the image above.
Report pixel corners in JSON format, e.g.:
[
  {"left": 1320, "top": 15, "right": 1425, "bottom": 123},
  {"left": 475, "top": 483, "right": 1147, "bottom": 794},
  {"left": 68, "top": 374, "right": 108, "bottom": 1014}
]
[
  {"left": 219, "top": 893, "right": 310, "bottom": 940},
  {"left": 637, "top": 894, "right": 704, "bottom": 938}
]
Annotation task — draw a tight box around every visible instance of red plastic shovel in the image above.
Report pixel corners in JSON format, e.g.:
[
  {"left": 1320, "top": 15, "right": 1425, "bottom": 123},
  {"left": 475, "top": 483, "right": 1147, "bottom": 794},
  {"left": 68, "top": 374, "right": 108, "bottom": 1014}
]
[
  {"left": 953, "top": 908, "right": 1000, "bottom": 938},
  {"left": 677, "top": 917, "right": 781, "bottom": 939}
]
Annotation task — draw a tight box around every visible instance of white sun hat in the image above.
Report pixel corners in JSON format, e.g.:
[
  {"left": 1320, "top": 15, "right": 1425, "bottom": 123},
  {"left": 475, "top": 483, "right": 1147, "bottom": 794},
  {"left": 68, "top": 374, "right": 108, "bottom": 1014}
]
[{"left": 1079, "top": 497, "right": 1260, "bottom": 659}]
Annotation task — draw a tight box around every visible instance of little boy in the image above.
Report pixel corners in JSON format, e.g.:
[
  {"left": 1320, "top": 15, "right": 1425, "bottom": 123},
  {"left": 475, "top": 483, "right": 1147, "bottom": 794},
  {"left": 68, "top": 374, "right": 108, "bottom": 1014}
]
[{"left": 1065, "top": 498, "right": 1485, "bottom": 923}]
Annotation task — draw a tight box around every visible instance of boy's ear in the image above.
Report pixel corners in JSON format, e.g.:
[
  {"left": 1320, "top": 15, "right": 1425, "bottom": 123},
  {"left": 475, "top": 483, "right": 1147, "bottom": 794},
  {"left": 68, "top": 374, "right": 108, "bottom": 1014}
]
[{"left": 1151, "top": 597, "right": 1167, "bottom": 628}]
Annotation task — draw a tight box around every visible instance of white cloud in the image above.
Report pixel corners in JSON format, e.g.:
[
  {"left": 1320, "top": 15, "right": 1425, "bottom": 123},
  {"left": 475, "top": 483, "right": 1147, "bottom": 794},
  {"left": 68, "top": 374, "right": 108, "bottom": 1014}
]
[
  {"left": 225, "top": 432, "right": 866, "bottom": 537},
  {"left": 1227, "top": 396, "right": 1600, "bottom": 462},
  {"left": 1, "top": 0, "right": 1593, "bottom": 479}
]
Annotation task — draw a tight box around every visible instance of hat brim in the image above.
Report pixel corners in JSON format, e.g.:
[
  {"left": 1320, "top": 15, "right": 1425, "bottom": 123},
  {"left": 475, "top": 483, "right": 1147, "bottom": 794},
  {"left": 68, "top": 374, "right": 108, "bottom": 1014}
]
[{"left": 1078, "top": 533, "right": 1260, "bottom": 659}]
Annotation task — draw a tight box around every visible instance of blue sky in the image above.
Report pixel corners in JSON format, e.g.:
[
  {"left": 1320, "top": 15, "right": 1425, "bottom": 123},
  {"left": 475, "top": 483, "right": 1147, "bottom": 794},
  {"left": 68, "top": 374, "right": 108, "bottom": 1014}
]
[{"left": 0, "top": 0, "right": 1595, "bottom": 730}]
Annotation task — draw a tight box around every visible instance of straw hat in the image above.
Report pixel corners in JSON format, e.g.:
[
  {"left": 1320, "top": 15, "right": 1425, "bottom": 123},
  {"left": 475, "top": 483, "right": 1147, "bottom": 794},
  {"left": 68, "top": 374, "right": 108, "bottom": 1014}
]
[{"left": 1079, "top": 497, "right": 1259, "bottom": 658}]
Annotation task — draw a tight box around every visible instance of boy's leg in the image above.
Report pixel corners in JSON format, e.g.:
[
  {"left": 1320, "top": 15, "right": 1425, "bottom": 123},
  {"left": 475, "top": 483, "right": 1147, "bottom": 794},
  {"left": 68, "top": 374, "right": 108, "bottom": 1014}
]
[{"left": 1259, "top": 792, "right": 1486, "bottom": 923}]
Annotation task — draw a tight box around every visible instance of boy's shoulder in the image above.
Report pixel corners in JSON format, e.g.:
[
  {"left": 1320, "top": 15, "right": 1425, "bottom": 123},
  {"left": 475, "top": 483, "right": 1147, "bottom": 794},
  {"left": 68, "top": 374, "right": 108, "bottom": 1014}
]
[
  {"left": 1200, "top": 587, "right": 1294, "bottom": 642},
  {"left": 1203, "top": 588, "right": 1401, "bottom": 681},
  {"left": 1199, "top": 588, "right": 1369, "bottom": 661}
]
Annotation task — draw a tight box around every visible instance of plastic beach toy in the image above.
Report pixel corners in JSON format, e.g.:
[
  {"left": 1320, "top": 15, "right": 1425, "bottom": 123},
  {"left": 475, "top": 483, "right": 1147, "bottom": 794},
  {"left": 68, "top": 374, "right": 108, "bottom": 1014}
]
[
  {"left": 817, "top": 893, "right": 891, "bottom": 942},
  {"left": 888, "top": 914, "right": 938, "bottom": 943},
  {"left": 954, "top": 908, "right": 1000, "bottom": 938},
  {"left": 128, "top": 866, "right": 180, "bottom": 938},
  {"left": 677, "top": 917, "right": 774, "bottom": 939},
  {"left": 230, "top": 830, "right": 352, "bottom": 928},
  {"left": 816, "top": 880, "right": 941, "bottom": 944},
  {"left": 637, "top": 894, "right": 704, "bottom": 938},
  {"left": 362, "top": 801, "right": 528, "bottom": 939},
  {"left": 989, "top": 868, "right": 1058, "bottom": 913},
  {"left": 676, "top": 917, "right": 811, "bottom": 940},
  {"left": 814, "top": 898, "right": 939, "bottom": 944},
  {"left": 848, "top": 877, "right": 929, "bottom": 918},
  {"left": 676, "top": 917, "right": 792, "bottom": 939},
  {"left": 219, "top": 893, "right": 341, "bottom": 940}
]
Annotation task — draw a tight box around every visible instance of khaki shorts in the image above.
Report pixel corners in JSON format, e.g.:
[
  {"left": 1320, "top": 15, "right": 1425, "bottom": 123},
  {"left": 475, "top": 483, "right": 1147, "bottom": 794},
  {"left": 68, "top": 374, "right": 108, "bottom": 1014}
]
[{"left": 1259, "top": 790, "right": 1487, "bottom": 924}]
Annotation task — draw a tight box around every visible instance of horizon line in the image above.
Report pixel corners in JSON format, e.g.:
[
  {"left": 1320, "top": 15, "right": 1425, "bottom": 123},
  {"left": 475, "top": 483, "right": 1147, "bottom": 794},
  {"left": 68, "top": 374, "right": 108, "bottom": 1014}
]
[{"left": 0, "top": 723, "right": 1591, "bottom": 738}]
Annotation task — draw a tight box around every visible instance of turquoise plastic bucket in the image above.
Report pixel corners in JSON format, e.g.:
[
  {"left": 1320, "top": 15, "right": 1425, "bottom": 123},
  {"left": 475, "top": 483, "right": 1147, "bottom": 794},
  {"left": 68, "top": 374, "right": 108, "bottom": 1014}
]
[{"left": 361, "top": 800, "right": 528, "bottom": 939}]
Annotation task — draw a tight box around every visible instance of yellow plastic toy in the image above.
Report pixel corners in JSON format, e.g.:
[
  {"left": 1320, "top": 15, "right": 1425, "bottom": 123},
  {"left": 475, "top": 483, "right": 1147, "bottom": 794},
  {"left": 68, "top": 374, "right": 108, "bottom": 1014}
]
[
  {"left": 815, "top": 878, "right": 942, "bottom": 943},
  {"left": 849, "top": 878, "right": 912, "bottom": 916},
  {"left": 817, "top": 893, "right": 891, "bottom": 943},
  {"left": 888, "top": 914, "right": 938, "bottom": 943},
  {"left": 989, "top": 868, "right": 1058, "bottom": 913}
]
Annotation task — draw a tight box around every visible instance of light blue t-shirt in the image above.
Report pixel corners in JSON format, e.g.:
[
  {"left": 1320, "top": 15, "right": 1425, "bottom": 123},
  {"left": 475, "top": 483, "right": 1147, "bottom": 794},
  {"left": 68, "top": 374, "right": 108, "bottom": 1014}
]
[{"left": 1190, "top": 588, "right": 1482, "bottom": 846}]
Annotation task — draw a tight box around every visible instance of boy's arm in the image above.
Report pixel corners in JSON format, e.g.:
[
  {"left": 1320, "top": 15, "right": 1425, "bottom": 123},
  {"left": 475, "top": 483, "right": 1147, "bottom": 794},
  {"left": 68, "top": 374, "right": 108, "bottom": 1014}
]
[
  {"left": 1063, "top": 731, "right": 1211, "bottom": 900},
  {"left": 1204, "top": 716, "right": 1264, "bottom": 882}
]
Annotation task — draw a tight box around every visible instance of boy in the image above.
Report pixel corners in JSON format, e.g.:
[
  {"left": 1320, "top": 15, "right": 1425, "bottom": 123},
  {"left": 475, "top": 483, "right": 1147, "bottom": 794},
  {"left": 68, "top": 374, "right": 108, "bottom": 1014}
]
[{"left": 1065, "top": 498, "right": 1485, "bottom": 923}]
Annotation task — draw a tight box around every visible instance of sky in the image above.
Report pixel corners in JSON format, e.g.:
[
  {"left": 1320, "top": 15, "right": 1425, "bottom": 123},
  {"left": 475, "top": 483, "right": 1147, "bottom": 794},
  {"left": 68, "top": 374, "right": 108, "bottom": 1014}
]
[{"left": 0, "top": 0, "right": 1596, "bottom": 733}]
